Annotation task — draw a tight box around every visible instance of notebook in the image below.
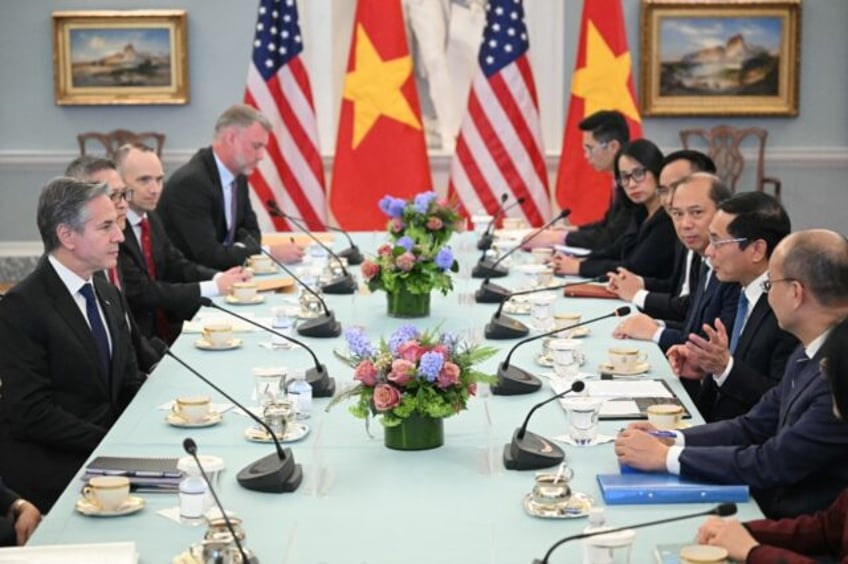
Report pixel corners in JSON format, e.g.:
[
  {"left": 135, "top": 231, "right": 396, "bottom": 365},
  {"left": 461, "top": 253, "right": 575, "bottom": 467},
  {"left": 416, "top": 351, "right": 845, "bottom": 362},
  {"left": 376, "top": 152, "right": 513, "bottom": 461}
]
[
  {"left": 596, "top": 473, "right": 749, "bottom": 505},
  {"left": 84, "top": 456, "right": 183, "bottom": 491}
]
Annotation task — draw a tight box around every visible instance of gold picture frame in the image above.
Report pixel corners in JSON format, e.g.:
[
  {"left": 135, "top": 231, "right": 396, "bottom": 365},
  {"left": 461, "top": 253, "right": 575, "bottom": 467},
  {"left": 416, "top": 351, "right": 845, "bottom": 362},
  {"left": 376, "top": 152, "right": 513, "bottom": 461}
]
[
  {"left": 640, "top": 0, "right": 800, "bottom": 116},
  {"left": 52, "top": 10, "right": 189, "bottom": 106}
]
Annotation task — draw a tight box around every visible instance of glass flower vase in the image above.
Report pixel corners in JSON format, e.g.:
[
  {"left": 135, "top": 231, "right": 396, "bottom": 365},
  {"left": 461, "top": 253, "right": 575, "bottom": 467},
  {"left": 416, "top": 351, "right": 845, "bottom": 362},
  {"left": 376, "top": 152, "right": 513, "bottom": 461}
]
[
  {"left": 385, "top": 288, "right": 431, "bottom": 318},
  {"left": 384, "top": 412, "right": 444, "bottom": 450}
]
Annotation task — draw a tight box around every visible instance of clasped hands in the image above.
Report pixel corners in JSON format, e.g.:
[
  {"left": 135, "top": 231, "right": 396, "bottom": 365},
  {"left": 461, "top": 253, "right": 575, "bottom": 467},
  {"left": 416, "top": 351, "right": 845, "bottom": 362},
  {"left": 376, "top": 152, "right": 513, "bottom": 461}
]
[{"left": 613, "top": 422, "right": 672, "bottom": 471}]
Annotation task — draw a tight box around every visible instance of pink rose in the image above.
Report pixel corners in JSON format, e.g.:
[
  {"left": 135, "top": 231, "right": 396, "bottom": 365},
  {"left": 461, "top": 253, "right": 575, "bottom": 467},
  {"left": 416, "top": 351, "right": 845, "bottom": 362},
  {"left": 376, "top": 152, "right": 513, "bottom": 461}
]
[
  {"left": 372, "top": 384, "right": 401, "bottom": 411},
  {"left": 431, "top": 344, "right": 450, "bottom": 359},
  {"left": 390, "top": 218, "right": 405, "bottom": 233},
  {"left": 388, "top": 359, "right": 415, "bottom": 386},
  {"left": 437, "top": 198, "right": 448, "bottom": 206},
  {"left": 397, "top": 340, "right": 424, "bottom": 362},
  {"left": 426, "top": 216, "right": 443, "bottom": 230},
  {"left": 396, "top": 252, "right": 416, "bottom": 272},
  {"left": 377, "top": 243, "right": 393, "bottom": 257},
  {"left": 436, "top": 361, "right": 461, "bottom": 389},
  {"left": 361, "top": 260, "right": 379, "bottom": 280},
  {"left": 353, "top": 359, "right": 379, "bottom": 387},
  {"left": 467, "top": 382, "right": 477, "bottom": 396}
]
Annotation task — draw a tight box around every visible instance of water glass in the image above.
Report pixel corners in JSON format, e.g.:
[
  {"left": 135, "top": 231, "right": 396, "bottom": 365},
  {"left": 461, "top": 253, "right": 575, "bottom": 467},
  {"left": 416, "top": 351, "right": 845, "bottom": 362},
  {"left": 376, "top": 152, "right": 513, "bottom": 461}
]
[
  {"left": 530, "top": 292, "right": 557, "bottom": 331},
  {"left": 253, "top": 366, "right": 286, "bottom": 406},
  {"left": 561, "top": 396, "right": 603, "bottom": 445}
]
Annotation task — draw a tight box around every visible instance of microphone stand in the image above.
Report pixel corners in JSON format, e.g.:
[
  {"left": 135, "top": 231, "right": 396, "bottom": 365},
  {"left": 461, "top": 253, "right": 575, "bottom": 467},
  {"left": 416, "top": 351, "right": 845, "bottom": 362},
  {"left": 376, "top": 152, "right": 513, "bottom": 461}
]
[
  {"left": 503, "top": 380, "right": 585, "bottom": 470},
  {"left": 485, "top": 276, "right": 606, "bottom": 340},
  {"left": 266, "top": 200, "right": 363, "bottom": 265},
  {"left": 240, "top": 232, "right": 341, "bottom": 338},
  {"left": 493, "top": 307, "right": 631, "bottom": 396},
  {"left": 165, "top": 351, "right": 302, "bottom": 493},
  {"left": 200, "top": 297, "right": 335, "bottom": 397},
  {"left": 476, "top": 193, "right": 508, "bottom": 251}
]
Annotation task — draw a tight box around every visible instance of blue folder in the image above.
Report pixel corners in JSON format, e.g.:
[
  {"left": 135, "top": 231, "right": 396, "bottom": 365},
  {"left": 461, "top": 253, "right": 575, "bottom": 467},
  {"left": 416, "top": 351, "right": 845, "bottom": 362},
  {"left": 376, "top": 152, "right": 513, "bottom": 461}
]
[{"left": 596, "top": 473, "right": 749, "bottom": 505}]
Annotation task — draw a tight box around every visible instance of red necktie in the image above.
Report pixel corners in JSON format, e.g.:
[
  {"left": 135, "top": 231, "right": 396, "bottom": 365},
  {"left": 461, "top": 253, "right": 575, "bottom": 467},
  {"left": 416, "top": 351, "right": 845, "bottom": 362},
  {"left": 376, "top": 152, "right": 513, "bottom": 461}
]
[
  {"left": 108, "top": 267, "right": 121, "bottom": 290},
  {"left": 139, "top": 217, "right": 173, "bottom": 342}
]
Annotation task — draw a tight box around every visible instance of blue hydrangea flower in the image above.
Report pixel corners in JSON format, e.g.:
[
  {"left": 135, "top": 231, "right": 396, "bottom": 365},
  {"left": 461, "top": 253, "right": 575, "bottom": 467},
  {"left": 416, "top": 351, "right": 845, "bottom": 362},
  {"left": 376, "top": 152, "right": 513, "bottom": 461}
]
[
  {"left": 396, "top": 236, "right": 414, "bottom": 252},
  {"left": 435, "top": 247, "right": 454, "bottom": 270},
  {"left": 388, "top": 324, "right": 420, "bottom": 355},
  {"left": 378, "top": 196, "right": 394, "bottom": 216},
  {"left": 379, "top": 196, "right": 406, "bottom": 218},
  {"left": 344, "top": 327, "right": 376, "bottom": 358},
  {"left": 440, "top": 332, "right": 459, "bottom": 351},
  {"left": 418, "top": 351, "right": 444, "bottom": 382},
  {"left": 413, "top": 191, "right": 437, "bottom": 214}
]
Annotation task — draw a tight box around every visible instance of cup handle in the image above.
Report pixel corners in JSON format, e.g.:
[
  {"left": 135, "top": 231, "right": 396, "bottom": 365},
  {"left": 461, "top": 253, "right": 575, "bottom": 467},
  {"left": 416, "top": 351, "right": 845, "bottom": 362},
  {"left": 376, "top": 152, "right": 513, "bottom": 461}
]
[
  {"left": 576, "top": 352, "right": 586, "bottom": 366},
  {"left": 82, "top": 486, "right": 100, "bottom": 507},
  {"left": 638, "top": 351, "right": 648, "bottom": 363}
]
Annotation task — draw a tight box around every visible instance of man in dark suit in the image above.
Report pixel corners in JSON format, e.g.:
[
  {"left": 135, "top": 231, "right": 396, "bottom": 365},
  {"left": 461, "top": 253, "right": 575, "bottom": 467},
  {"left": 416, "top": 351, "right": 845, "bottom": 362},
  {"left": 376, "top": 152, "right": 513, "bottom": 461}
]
[
  {"left": 668, "top": 192, "right": 798, "bottom": 421},
  {"left": 0, "top": 476, "right": 40, "bottom": 546},
  {"left": 116, "top": 143, "right": 249, "bottom": 343},
  {"left": 615, "top": 229, "right": 848, "bottom": 519},
  {"left": 607, "top": 150, "right": 717, "bottom": 322},
  {"left": 158, "top": 104, "right": 304, "bottom": 270},
  {"left": 0, "top": 178, "right": 147, "bottom": 512}
]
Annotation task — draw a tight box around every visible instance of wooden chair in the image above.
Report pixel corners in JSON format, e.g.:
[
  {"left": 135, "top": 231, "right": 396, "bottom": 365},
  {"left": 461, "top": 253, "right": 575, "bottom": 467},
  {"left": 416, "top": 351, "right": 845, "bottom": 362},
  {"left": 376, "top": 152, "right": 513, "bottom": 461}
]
[
  {"left": 679, "top": 125, "right": 781, "bottom": 202},
  {"left": 77, "top": 129, "right": 166, "bottom": 159}
]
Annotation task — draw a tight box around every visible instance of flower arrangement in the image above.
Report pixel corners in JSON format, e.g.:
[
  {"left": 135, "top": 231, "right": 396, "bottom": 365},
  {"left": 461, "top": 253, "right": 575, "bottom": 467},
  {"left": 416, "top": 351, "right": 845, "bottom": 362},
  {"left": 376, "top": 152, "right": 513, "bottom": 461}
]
[
  {"left": 360, "top": 191, "right": 461, "bottom": 297},
  {"left": 332, "top": 325, "right": 497, "bottom": 428}
]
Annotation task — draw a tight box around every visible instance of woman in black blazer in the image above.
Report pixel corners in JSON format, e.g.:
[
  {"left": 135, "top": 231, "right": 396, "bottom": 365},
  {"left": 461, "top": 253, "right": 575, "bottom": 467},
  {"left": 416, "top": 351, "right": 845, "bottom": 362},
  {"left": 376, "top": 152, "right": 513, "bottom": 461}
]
[{"left": 553, "top": 139, "right": 676, "bottom": 280}]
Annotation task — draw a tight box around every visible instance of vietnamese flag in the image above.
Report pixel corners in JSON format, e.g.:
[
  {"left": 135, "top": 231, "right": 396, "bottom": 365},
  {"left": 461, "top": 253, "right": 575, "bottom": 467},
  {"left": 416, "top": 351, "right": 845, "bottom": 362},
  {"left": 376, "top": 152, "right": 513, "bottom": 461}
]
[
  {"left": 329, "top": 0, "right": 432, "bottom": 230},
  {"left": 554, "top": 0, "right": 643, "bottom": 226}
]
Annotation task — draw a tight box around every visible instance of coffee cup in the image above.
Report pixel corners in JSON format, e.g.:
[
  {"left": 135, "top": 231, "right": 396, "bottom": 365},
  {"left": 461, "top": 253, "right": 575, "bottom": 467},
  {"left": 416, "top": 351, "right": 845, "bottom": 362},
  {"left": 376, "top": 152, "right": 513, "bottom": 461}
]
[
  {"left": 679, "top": 544, "right": 728, "bottom": 564},
  {"left": 202, "top": 323, "right": 233, "bottom": 347},
  {"left": 247, "top": 254, "right": 272, "bottom": 272},
  {"left": 530, "top": 471, "right": 574, "bottom": 508},
  {"left": 608, "top": 347, "right": 648, "bottom": 372},
  {"left": 530, "top": 247, "right": 553, "bottom": 264},
  {"left": 537, "top": 267, "right": 554, "bottom": 286},
  {"left": 231, "top": 282, "right": 258, "bottom": 302},
  {"left": 82, "top": 475, "right": 130, "bottom": 511},
  {"left": 647, "top": 403, "right": 685, "bottom": 430},
  {"left": 502, "top": 217, "right": 525, "bottom": 230},
  {"left": 554, "top": 312, "right": 582, "bottom": 336},
  {"left": 173, "top": 395, "right": 212, "bottom": 423}
]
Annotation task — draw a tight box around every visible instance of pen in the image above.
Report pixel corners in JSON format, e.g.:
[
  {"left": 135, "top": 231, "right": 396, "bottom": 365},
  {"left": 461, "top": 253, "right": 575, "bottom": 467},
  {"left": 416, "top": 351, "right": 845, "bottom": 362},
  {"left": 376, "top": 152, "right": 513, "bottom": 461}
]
[{"left": 648, "top": 430, "right": 677, "bottom": 438}]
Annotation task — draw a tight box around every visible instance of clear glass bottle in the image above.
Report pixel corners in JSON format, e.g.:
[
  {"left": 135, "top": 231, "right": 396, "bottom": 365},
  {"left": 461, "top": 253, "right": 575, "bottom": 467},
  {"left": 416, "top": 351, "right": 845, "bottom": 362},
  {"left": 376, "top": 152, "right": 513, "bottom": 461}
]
[
  {"left": 179, "top": 475, "right": 207, "bottom": 521},
  {"left": 582, "top": 507, "right": 614, "bottom": 564},
  {"left": 286, "top": 370, "right": 312, "bottom": 419}
]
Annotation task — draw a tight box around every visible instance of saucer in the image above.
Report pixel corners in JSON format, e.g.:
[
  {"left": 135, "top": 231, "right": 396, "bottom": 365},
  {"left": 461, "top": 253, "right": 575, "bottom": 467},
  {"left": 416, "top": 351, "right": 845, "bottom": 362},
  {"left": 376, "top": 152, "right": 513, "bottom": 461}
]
[
  {"left": 522, "top": 491, "right": 593, "bottom": 519},
  {"left": 75, "top": 495, "right": 145, "bottom": 517},
  {"left": 225, "top": 294, "right": 264, "bottom": 305},
  {"left": 598, "top": 361, "right": 650, "bottom": 376},
  {"left": 503, "top": 301, "right": 531, "bottom": 316},
  {"left": 166, "top": 410, "right": 223, "bottom": 428},
  {"left": 244, "top": 423, "right": 310, "bottom": 444},
  {"left": 535, "top": 353, "right": 554, "bottom": 368},
  {"left": 194, "top": 338, "right": 242, "bottom": 351},
  {"left": 247, "top": 266, "right": 278, "bottom": 276},
  {"left": 561, "top": 326, "right": 590, "bottom": 338}
]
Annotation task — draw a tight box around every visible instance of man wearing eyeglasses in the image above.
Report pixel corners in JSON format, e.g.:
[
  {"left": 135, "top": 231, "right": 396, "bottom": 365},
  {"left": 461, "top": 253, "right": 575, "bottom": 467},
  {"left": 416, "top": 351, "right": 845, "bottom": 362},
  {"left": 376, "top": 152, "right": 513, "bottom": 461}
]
[
  {"left": 522, "top": 110, "right": 632, "bottom": 251},
  {"left": 667, "top": 192, "right": 797, "bottom": 422},
  {"left": 616, "top": 229, "right": 848, "bottom": 519}
]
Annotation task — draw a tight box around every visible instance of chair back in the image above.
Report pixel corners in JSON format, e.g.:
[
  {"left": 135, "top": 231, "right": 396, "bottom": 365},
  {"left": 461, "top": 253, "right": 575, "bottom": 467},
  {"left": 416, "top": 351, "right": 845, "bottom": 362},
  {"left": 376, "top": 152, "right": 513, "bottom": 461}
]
[{"left": 77, "top": 129, "right": 166, "bottom": 159}]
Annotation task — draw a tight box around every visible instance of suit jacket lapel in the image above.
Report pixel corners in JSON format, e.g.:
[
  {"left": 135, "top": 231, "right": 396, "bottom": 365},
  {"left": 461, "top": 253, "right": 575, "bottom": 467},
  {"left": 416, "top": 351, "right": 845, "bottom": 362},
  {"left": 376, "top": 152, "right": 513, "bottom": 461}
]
[
  {"left": 121, "top": 224, "right": 145, "bottom": 270},
  {"left": 735, "top": 295, "right": 770, "bottom": 356},
  {"left": 200, "top": 149, "right": 227, "bottom": 239},
  {"left": 94, "top": 275, "right": 126, "bottom": 399},
  {"left": 779, "top": 348, "right": 817, "bottom": 427}
]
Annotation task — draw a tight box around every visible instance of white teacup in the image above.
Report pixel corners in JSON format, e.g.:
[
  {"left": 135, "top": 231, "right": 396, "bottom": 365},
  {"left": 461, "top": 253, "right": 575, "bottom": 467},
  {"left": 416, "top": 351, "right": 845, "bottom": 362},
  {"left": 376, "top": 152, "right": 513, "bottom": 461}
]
[
  {"left": 247, "top": 254, "right": 272, "bottom": 271},
  {"left": 548, "top": 338, "right": 585, "bottom": 378},
  {"left": 561, "top": 396, "right": 604, "bottom": 445},
  {"left": 231, "top": 282, "right": 258, "bottom": 302},
  {"left": 253, "top": 366, "right": 287, "bottom": 405},
  {"left": 530, "top": 247, "right": 554, "bottom": 265},
  {"left": 554, "top": 313, "right": 582, "bottom": 336},
  {"left": 202, "top": 323, "right": 233, "bottom": 347},
  {"left": 679, "top": 544, "right": 728, "bottom": 564},
  {"left": 502, "top": 217, "right": 526, "bottom": 230},
  {"left": 608, "top": 347, "right": 648, "bottom": 372},
  {"left": 82, "top": 475, "right": 130, "bottom": 511},
  {"left": 173, "top": 395, "right": 212, "bottom": 423},
  {"left": 647, "top": 403, "right": 685, "bottom": 430}
]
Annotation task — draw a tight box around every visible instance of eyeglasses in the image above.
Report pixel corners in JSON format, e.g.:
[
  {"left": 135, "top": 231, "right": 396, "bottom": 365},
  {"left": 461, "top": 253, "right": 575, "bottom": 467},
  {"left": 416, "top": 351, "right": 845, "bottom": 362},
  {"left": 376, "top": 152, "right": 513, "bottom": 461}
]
[
  {"left": 619, "top": 167, "right": 647, "bottom": 185},
  {"left": 760, "top": 277, "right": 797, "bottom": 292},
  {"left": 708, "top": 235, "right": 748, "bottom": 249},
  {"left": 583, "top": 141, "right": 608, "bottom": 155},
  {"left": 109, "top": 189, "right": 133, "bottom": 203}
]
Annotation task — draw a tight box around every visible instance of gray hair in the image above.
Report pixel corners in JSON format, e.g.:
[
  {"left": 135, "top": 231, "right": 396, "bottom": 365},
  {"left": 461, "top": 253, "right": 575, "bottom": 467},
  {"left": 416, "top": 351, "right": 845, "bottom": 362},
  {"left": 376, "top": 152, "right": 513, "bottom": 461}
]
[
  {"left": 64, "top": 155, "right": 116, "bottom": 180},
  {"left": 782, "top": 230, "right": 848, "bottom": 307},
  {"left": 672, "top": 172, "right": 732, "bottom": 206},
  {"left": 213, "top": 104, "right": 271, "bottom": 136},
  {"left": 37, "top": 177, "right": 109, "bottom": 253}
]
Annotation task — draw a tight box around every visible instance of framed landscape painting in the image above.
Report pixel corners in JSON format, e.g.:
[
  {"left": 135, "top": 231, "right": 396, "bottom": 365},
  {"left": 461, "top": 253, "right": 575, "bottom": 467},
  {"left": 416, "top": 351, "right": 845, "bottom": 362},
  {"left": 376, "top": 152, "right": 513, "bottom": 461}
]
[
  {"left": 640, "top": 0, "right": 800, "bottom": 116},
  {"left": 52, "top": 10, "right": 188, "bottom": 105}
]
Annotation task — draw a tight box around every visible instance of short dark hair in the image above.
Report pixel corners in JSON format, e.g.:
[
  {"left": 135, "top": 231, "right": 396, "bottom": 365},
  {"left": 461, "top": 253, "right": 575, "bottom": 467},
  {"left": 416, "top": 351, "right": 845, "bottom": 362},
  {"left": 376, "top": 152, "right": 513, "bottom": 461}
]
[
  {"left": 64, "top": 155, "right": 116, "bottom": 180},
  {"left": 719, "top": 192, "right": 790, "bottom": 258},
  {"left": 822, "top": 317, "right": 848, "bottom": 419},
  {"left": 662, "top": 150, "right": 717, "bottom": 174},
  {"left": 37, "top": 177, "right": 109, "bottom": 253},
  {"left": 578, "top": 110, "right": 629, "bottom": 145},
  {"left": 613, "top": 139, "right": 664, "bottom": 184},
  {"left": 782, "top": 231, "right": 848, "bottom": 307}
]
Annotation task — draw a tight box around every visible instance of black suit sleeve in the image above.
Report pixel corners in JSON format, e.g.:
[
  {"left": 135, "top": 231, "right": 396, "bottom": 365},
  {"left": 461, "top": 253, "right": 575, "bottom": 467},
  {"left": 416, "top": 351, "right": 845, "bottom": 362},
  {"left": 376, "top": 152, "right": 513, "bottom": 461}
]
[
  {"left": 567, "top": 197, "right": 635, "bottom": 251},
  {"left": 642, "top": 293, "right": 691, "bottom": 322}
]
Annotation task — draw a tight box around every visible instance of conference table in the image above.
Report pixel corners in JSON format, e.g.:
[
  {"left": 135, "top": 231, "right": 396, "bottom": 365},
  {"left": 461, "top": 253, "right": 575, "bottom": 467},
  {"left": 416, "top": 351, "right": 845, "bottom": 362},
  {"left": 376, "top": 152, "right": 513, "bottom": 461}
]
[{"left": 26, "top": 231, "right": 763, "bottom": 563}]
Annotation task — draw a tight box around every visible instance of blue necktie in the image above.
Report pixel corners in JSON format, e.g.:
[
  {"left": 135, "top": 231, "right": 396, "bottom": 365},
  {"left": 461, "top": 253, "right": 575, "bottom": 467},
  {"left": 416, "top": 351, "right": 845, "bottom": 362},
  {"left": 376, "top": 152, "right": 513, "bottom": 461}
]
[
  {"left": 224, "top": 180, "right": 237, "bottom": 247},
  {"left": 80, "top": 283, "right": 111, "bottom": 381},
  {"left": 729, "top": 292, "right": 749, "bottom": 353}
]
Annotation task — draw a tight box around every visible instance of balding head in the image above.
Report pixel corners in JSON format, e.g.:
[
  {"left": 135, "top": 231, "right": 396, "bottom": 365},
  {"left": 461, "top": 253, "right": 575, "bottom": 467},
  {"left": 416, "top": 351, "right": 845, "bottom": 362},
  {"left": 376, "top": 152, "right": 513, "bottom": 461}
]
[{"left": 780, "top": 230, "right": 848, "bottom": 307}]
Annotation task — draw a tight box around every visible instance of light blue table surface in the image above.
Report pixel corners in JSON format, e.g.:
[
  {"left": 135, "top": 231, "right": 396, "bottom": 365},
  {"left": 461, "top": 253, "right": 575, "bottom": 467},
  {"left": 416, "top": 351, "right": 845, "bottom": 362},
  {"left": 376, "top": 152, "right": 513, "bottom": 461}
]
[{"left": 28, "top": 232, "right": 763, "bottom": 563}]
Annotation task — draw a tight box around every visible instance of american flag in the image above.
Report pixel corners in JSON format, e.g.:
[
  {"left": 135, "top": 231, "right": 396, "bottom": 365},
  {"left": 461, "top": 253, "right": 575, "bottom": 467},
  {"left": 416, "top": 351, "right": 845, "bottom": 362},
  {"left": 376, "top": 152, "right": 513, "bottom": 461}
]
[
  {"left": 448, "top": 0, "right": 550, "bottom": 226},
  {"left": 244, "top": 0, "right": 327, "bottom": 231}
]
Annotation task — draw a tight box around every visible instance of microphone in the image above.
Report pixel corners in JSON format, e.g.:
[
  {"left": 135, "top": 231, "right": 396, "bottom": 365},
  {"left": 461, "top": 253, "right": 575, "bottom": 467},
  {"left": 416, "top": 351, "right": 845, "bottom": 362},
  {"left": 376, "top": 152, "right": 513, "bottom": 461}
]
[
  {"left": 533, "top": 503, "right": 738, "bottom": 564},
  {"left": 165, "top": 350, "right": 302, "bottom": 493},
  {"left": 266, "top": 199, "right": 363, "bottom": 265},
  {"left": 493, "top": 306, "right": 631, "bottom": 396},
  {"left": 485, "top": 276, "right": 607, "bottom": 340},
  {"left": 503, "top": 380, "right": 585, "bottom": 470},
  {"left": 476, "top": 193, "right": 508, "bottom": 251},
  {"left": 266, "top": 203, "right": 356, "bottom": 295},
  {"left": 182, "top": 438, "right": 255, "bottom": 563},
  {"left": 473, "top": 209, "right": 572, "bottom": 302},
  {"left": 239, "top": 231, "right": 341, "bottom": 338},
  {"left": 199, "top": 297, "right": 335, "bottom": 397}
]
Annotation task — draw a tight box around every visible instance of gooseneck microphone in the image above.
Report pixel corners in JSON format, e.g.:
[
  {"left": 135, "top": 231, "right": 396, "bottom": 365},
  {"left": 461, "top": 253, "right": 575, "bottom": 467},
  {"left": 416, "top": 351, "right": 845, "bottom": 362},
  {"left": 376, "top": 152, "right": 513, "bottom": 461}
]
[
  {"left": 199, "top": 297, "right": 335, "bottom": 397},
  {"left": 266, "top": 200, "right": 363, "bottom": 265},
  {"left": 265, "top": 204, "right": 356, "bottom": 295},
  {"left": 493, "top": 306, "right": 631, "bottom": 396},
  {"left": 165, "top": 350, "right": 302, "bottom": 493},
  {"left": 474, "top": 209, "right": 572, "bottom": 302},
  {"left": 239, "top": 231, "right": 341, "bottom": 338},
  {"left": 476, "top": 193, "right": 509, "bottom": 251},
  {"left": 533, "top": 503, "right": 738, "bottom": 564},
  {"left": 485, "top": 276, "right": 607, "bottom": 340},
  {"left": 183, "top": 438, "right": 256, "bottom": 563},
  {"left": 503, "top": 380, "right": 585, "bottom": 470}
]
